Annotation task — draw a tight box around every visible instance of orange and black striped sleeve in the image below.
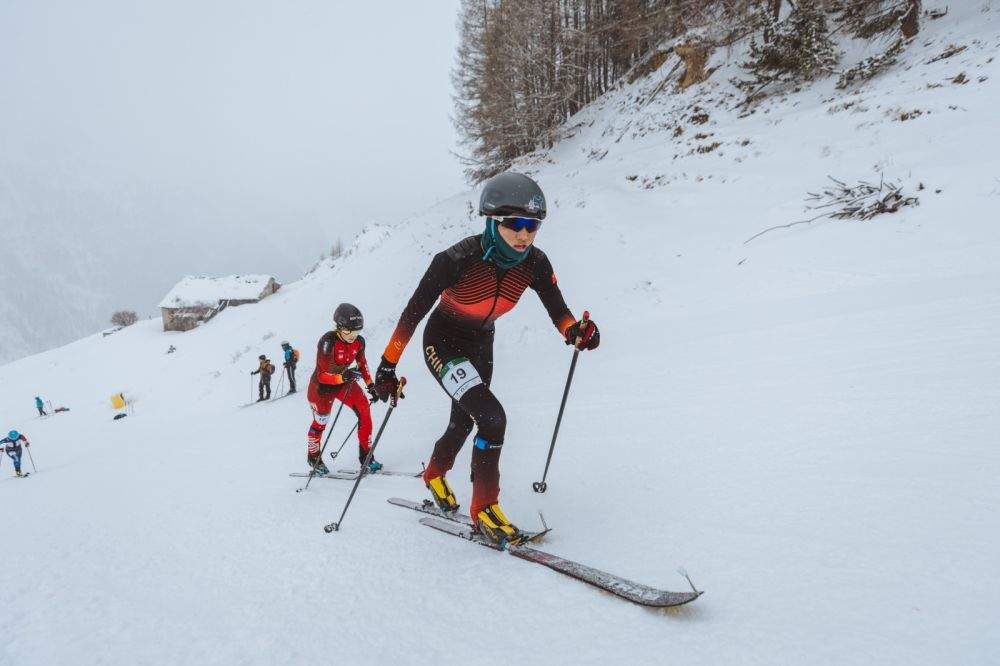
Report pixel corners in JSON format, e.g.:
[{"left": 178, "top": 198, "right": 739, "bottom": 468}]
[
  {"left": 531, "top": 251, "right": 575, "bottom": 336},
  {"left": 382, "top": 251, "right": 457, "bottom": 364}
]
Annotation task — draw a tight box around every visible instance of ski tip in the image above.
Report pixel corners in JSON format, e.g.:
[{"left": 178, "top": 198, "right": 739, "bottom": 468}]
[{"left": 676, "top": 567, "right": 703, "bottom": 596}]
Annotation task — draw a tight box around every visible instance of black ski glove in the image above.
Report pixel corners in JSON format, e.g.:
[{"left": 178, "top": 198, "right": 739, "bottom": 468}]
[
  {"left": 564, "top": 318, "right": 600, "bottom": 350},
  {"left": 366, "top": 382, "right": 379, "bottom": 403},
  {"left": 341, "top": 368, "right": 363, "bottom": 384},
  {"left": 373, "top": 357, "right": 401, "bottom": 402}
]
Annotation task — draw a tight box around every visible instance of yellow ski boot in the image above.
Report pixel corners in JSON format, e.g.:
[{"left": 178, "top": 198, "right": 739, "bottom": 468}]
[
  {"left": 426, "top": 475, "right": 459, "bottom": 513},
  {"left": 475, "top": 503, "right": 525, "bottom": 546}
]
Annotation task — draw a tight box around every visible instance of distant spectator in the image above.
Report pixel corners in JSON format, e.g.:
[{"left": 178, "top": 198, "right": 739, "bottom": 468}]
[
  {"left": 35, "top": 396, "right": 47, "bottom": 417},
  {"left": 281, "top": 341, "right": 300, "bottom": 394},
  {"left": 251, "top": 355, "right": 275, "bottom": 401}
]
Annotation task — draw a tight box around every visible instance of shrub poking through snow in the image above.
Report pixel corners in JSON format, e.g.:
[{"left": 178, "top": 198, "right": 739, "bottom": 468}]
[
  {"left": 745, "top": 175, "right": 919, "bottom": 243},
  {"left": 835, "top": 0, "right": 922, "bottom": 40},
  {"left": 805, "top": 175, "right": 919, "bottom": 220},
  {"left": 837, "top": 38, "right": 908, "bottom": 88},
  {"left": 110, "top": 310, "right": 139, "bottom": 327}
]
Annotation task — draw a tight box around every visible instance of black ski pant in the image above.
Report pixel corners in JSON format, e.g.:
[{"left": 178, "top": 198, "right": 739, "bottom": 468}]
[
  {"left": 286, "top": 362, "right": 297, "bottom": 392},
  {"left": 422, "top": 315, "right": 505, "bottom": 515},
  {"left": 37, "top": 407, "right": 46, "bottom": 416},
  {"left": 259, "top": 376, "right": 271, "bottom": 400}
]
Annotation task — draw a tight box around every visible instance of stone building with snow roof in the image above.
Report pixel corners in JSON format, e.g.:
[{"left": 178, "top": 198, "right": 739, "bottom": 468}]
[{"left": 158, "top": 275, "right": 280, "bottom": 332}]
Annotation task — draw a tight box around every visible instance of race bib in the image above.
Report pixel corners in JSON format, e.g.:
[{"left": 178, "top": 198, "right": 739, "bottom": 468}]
[{"left": 439, "top": 357, "right": 483, "bottom": 401}]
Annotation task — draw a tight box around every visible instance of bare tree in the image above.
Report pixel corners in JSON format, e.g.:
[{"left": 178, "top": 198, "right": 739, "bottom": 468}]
[
  {"left": 453, "top": 0, "right": 919, "bottom": 179},
  {"left": 111, "top": 310, "right": 139, "bottom": 327},
  {"left": 330, "top": 238, "right": 344, "bottom": 259}
]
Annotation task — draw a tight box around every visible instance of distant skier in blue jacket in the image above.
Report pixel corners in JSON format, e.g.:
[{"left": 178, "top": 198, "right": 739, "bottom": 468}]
[
  {"left": 35, "top": 396, "right": 46, "bottom": 417},
  {"left": 2, "top": 430, "right": 30, "bottom": 477},
  {"left": 281, "top": 341, "right": 299, "bottom": 394}
]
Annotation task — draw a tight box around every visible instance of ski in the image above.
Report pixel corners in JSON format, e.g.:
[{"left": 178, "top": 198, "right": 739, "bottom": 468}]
[
  {"left": 238, "top": 400, "right": 269, "bottom": 409},
  {"left": 389, "top": 499, "right": 550, "bottom": 541},
  {"left": 288, "top": 471, "right": 360, "bottom": 480},
  {"left": 289, "top": 469, "right": 421, "bottom": 481},
  {"left": 419, "top": 517, "right": 702, "bottom": 608},
  {"left": 387, "top": 497, "right": 473, "bottom": 526},
  {"left": 337, "top": 468, "right": 421, "bottom": 478}
]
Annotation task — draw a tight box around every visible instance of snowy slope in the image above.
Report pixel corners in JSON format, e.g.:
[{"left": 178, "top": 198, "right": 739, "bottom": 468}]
[{"left": 3, "top": 6, "right": 1000, "bottom": 664}]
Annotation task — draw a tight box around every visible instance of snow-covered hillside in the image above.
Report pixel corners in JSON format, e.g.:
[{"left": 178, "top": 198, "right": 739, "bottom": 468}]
[{"left": 3, "top": 6, "right": 999, "bottom": 664}]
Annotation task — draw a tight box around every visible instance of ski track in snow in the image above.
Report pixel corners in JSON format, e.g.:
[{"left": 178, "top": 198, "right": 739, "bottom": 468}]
[{"left": 3, "top": 6, "right": 1000, "bottom": 664}]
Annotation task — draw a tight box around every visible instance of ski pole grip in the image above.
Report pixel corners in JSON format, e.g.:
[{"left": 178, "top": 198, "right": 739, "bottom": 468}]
[
  {"left": 391, "top": 377, "right": 407, "bottom": 406},
  {"left": 574, "top": 310, "right": 591, "bottom": 347}
]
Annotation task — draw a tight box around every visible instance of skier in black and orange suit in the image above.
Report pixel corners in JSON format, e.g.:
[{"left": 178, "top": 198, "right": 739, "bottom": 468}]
[
  {"left": 372, "top": 172, "right": 599, "bottom": 544},
  {"left": 305, "top": 303, "right": 379, "bottom": 476}
]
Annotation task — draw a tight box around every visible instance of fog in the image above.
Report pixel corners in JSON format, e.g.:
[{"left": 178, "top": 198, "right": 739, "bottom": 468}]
[{"left": 0, "top": 0, "right": 464, "bottom": 362}]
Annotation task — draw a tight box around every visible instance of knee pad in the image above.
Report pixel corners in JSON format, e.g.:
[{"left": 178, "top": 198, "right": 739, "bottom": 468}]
[{"left": 312, "top": 411, "right": 331, "bottom": 426}]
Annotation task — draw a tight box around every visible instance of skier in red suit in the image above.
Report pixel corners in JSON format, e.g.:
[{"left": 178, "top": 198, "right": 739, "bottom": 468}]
[{"left": 305, "top": 303, "right": 379, "bottom": 475}]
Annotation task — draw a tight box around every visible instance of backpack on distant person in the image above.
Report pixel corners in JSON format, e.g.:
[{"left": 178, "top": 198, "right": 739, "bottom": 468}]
[{"left": 292, "top": 349, "right": 300, "bottom": 362}]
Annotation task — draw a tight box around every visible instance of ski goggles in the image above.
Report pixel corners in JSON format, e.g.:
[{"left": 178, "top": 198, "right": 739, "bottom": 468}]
[
  {"left": 337, "top": 327, "right": 360, "bottom": 341},
  {"left": 496, "top": 216, "right": 542, "bottom": 233}
]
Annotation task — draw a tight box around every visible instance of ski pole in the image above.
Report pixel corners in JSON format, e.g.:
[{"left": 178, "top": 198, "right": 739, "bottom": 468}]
[
  {"left": 296, "top": 401, "right": 346, "bottom": 493},
  {"left": 273, "top": 371, "right": 284, "bottom": 399},
  {"left": 328, "top": 391, "right": 378, "bottom": 462},
  {"left": 328, "top": 420, "right": 360, "bottom": 461},
  {"left": 324, "top": 378, "right": 405, "bottom": 533},
  {"left": 26, "top": 446, "right": 37, "bottom": 473},
  {"left": 533, "top": 311, "right": 590, "bottom": 494}
]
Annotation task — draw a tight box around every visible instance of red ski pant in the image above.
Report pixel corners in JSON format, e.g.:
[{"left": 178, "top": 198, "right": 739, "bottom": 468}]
[{"left": 306, "top": 380, "right": 372, "bottom": 458}]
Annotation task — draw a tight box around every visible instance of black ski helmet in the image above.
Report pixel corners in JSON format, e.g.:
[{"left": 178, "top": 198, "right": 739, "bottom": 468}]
[
  {"left": 478, "top": 172, "right": 546, "bottom": 220},
  {"left": 333, "top": 303, "right": 364, "bottom": 331}
]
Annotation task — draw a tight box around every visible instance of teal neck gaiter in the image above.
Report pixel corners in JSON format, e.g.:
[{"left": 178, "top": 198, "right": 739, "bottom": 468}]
[{"left": 481, "top": 218, "right": 529, "bottom": 269}]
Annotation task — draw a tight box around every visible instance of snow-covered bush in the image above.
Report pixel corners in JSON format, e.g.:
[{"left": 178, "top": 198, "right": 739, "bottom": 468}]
[{"left": 738, "top": 2, "right": 840, "bottom": 94}]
